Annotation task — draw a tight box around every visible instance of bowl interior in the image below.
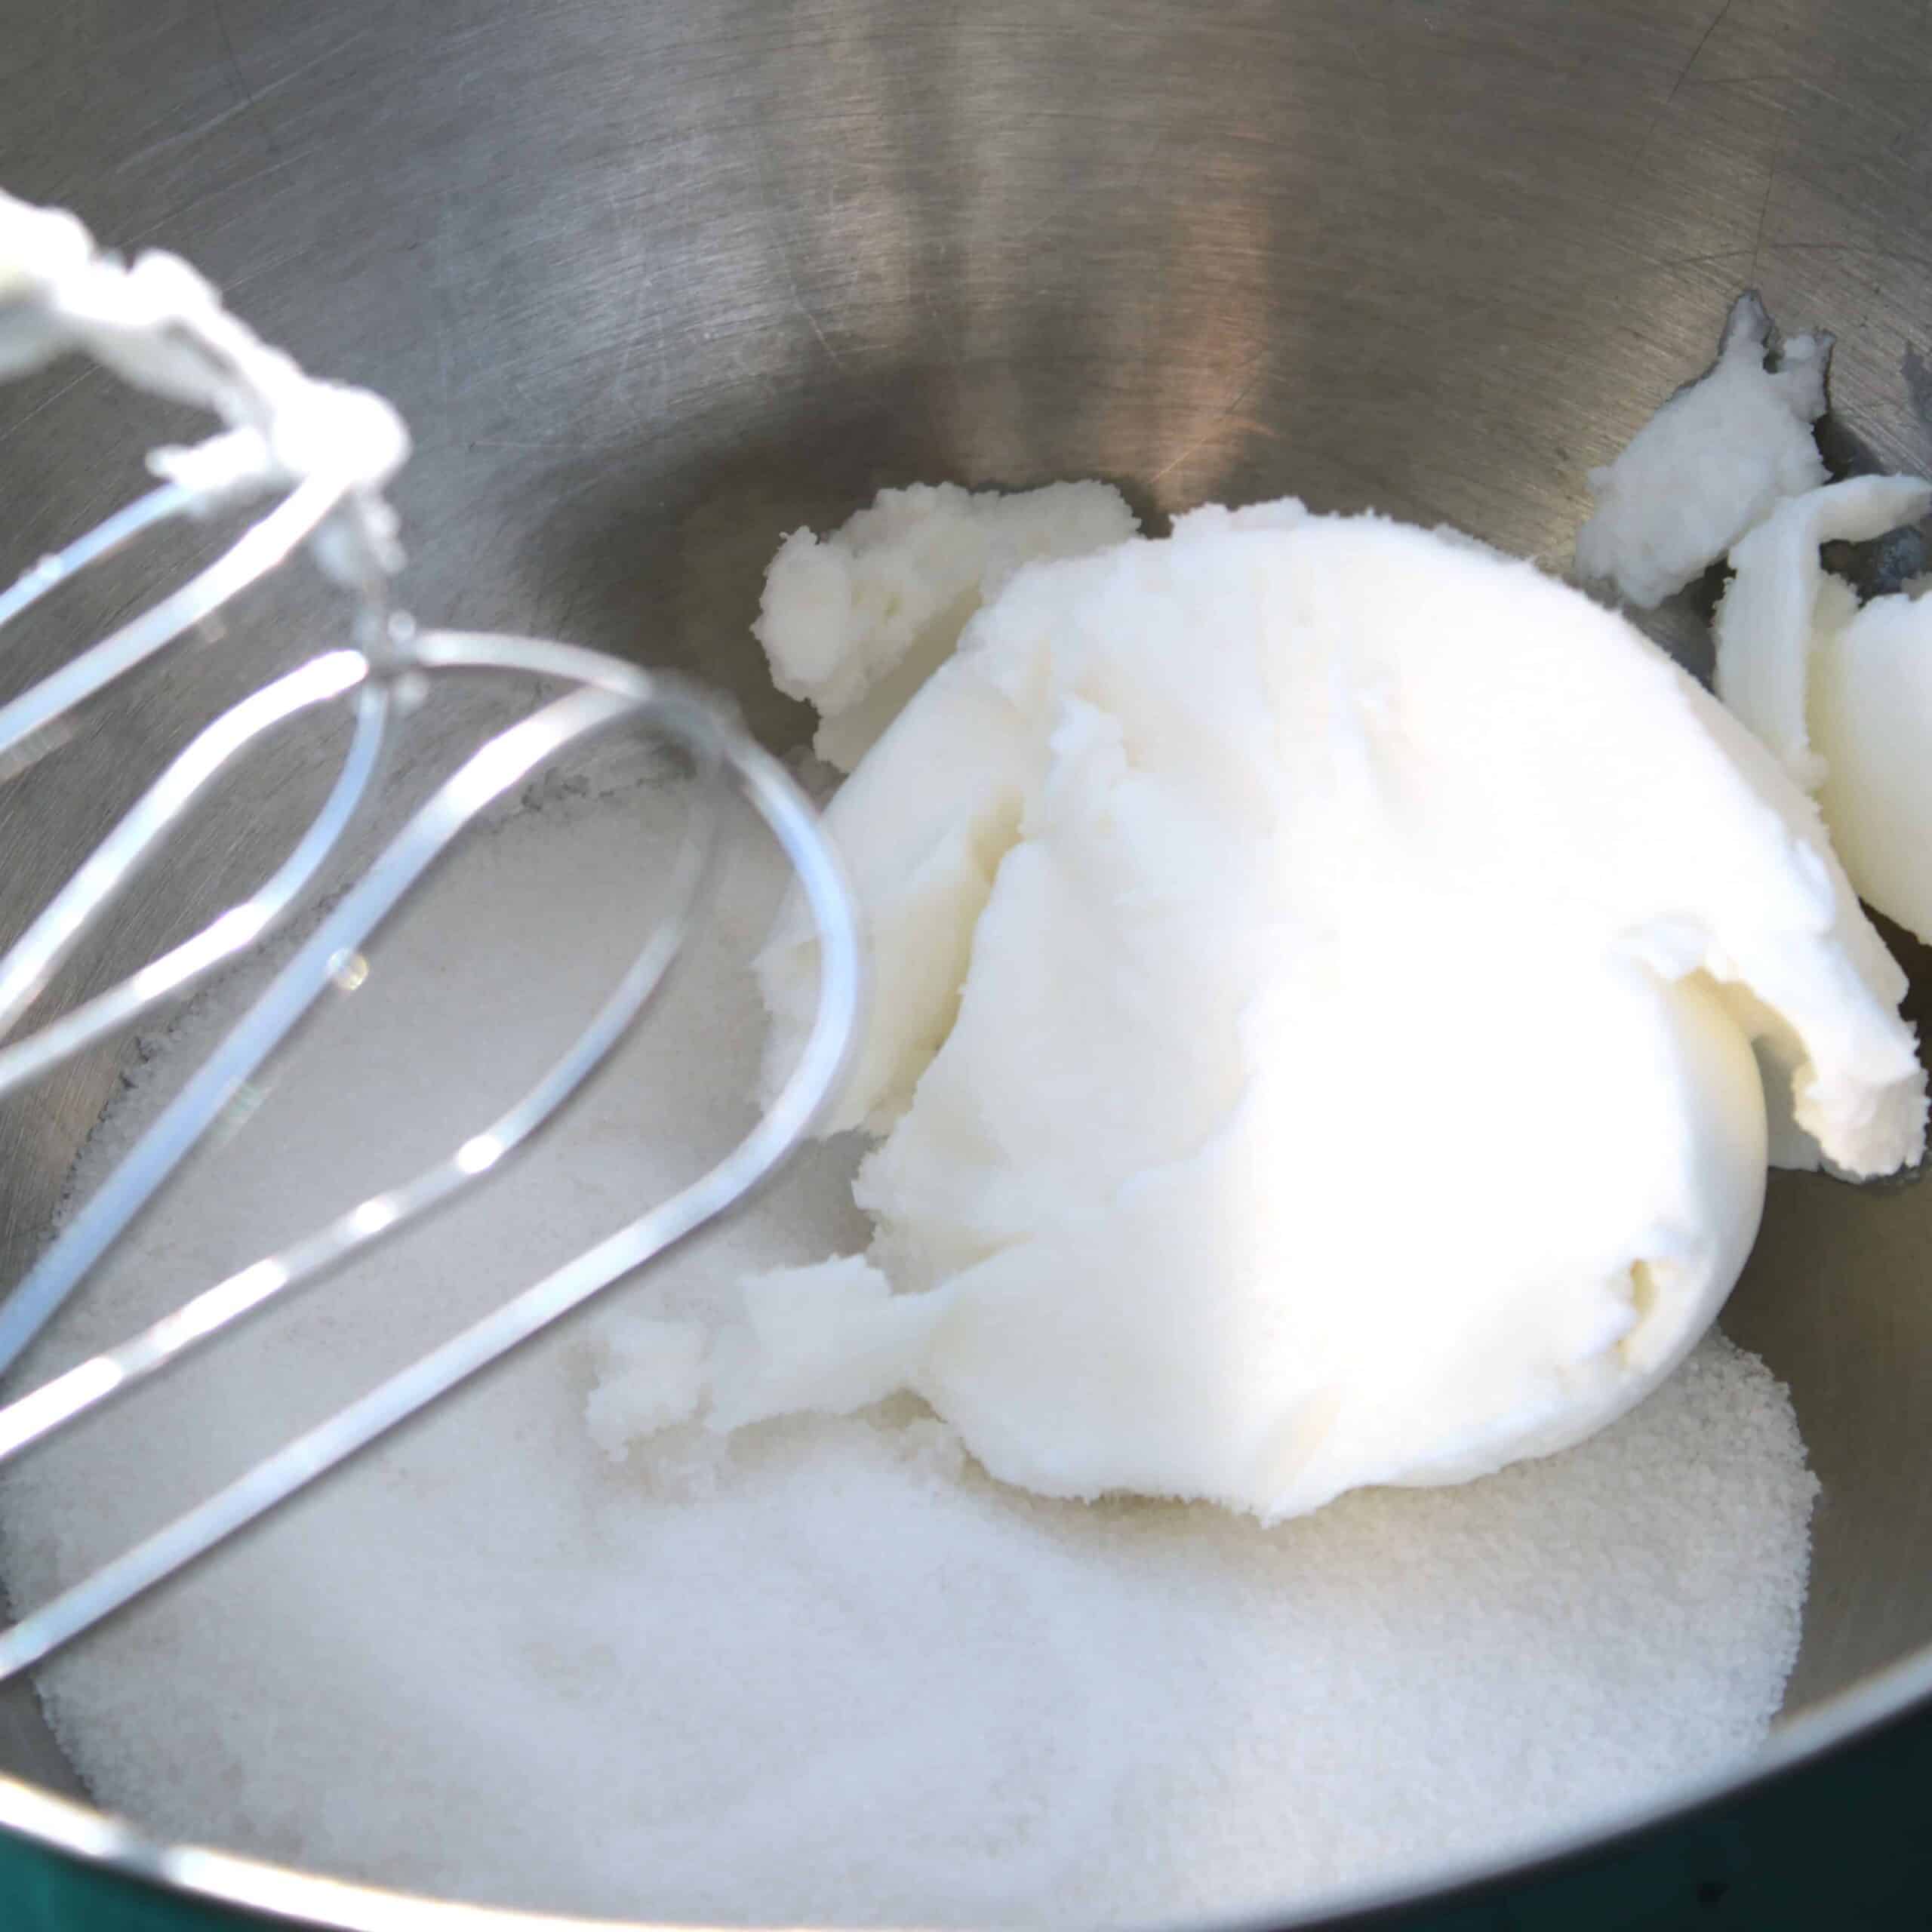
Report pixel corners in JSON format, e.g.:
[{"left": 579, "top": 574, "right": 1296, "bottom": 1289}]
[{"left": 4, "top": 0, "right": 1932, "bottom": 1915}]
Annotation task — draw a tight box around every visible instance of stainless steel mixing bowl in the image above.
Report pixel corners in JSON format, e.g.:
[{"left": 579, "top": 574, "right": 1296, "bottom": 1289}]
[{"left": 5, "top": 1, "right": 1932, "bottom": 1925}]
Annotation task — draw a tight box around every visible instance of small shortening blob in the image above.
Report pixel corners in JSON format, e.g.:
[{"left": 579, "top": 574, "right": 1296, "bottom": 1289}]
[
  {"left": 1814, "top": 589, "right": 1932, "bottom": 948},
  {"left": 1575, "top": 293, "right": 1830, "bottom": 609},
  {"left": 1711, "top": 472, "right": 1932, "bottom": 953},
  {"left": 734, "top": 497, "right": 1921, "bottom": 1523},
  {"left": 754, "top": 479, "right": 1137, "bottom": 771}
]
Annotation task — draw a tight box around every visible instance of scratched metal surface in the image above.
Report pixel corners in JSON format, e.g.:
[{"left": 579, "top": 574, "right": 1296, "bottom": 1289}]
[{"left": 4, "top": 0, "right": 1932, "bottom": 1924}]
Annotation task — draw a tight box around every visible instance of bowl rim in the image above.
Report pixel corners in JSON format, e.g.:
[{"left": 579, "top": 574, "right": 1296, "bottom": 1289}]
[{"left": 0, "top": 1635, "right": 1928, "bottom": 1930}]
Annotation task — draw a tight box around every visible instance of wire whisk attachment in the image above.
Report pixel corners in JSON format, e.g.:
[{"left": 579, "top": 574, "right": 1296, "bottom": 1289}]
[{"left": 0, "top": 189, "right": 860, "bottom": 1678}]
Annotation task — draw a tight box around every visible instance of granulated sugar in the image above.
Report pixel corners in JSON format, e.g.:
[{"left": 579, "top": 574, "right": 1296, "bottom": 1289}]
[{"left": 0, "top": 769, "right": 1817, "bottom": 1927}]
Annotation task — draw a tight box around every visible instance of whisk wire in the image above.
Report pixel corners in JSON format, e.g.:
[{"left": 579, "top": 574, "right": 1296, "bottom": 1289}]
[
  {"left": 0, "top": 677, "right": 857, "bottom": 1681},
  {"left": 0, "top": 654, "right": 389, "bottom": 1095},
  {"left": 0, "top": 653, "right": 728, "bottom": 1466},
  {"left": 0, "top": 471, "right": 355, "bottom": 765}
]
